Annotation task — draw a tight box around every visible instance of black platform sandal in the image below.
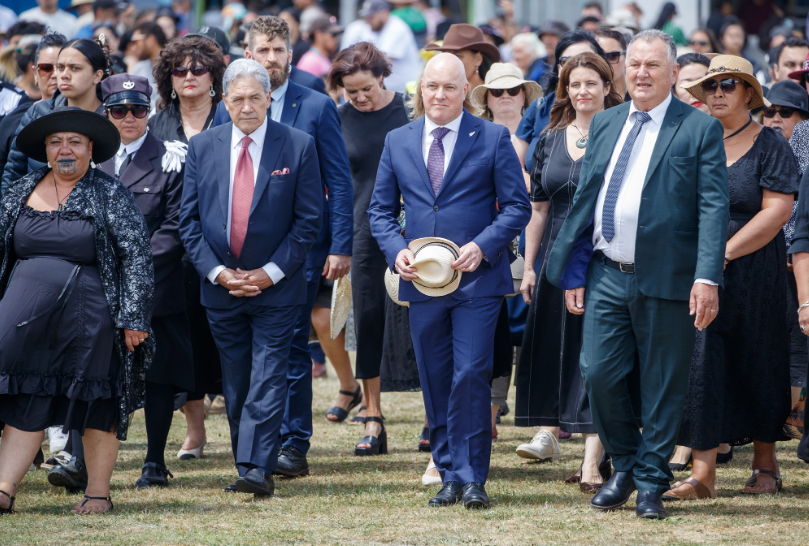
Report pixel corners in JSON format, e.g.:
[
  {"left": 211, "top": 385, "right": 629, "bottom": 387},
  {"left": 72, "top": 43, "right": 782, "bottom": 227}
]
[
  {"left": 0, "top": 490, "right": 15, "bottom": 515},
  {"left": 72, "top": 495, "right": 114, "bottom": 514},
  {"left": 354, "top": 416, "right": 387, "bottom": 456},
  {"left": 325, "top": 386, "right": 362, "bottom": 423},
  {"left": 349, "top": 406, "right": 367, "bottom": 425},
  {"left": 418, "top": 427, "right": 431, "bottom": 452}
]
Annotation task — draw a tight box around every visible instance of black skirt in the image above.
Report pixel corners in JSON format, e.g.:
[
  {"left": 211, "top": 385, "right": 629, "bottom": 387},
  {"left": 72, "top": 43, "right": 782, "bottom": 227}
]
[
  {"left": 146, "top": 312, "right": 195, "bottom": 391},
  {"left": 183, "top": 257, "right": 222, "bottom": 395}
]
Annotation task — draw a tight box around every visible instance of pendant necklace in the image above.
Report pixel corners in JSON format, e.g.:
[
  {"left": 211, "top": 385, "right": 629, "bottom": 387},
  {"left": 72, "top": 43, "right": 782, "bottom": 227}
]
[
  {"left": 572, "top": 123, "right": 589, "bottom": 148},
  {"left": 723, "top": 115, "right": 753, "bottom": 141},
  {"left": 52, "top": 174, "right": 71, "bottom": 212}
]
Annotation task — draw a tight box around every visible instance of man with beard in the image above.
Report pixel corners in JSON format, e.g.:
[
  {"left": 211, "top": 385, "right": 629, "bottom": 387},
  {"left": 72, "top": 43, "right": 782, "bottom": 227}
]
[{"left": 213, "top": 15, "right": 353, "bottom": 480}]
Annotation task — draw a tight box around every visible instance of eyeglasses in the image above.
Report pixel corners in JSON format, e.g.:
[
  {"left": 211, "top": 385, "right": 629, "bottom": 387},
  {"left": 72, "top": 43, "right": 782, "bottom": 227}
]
[
  {"left": 36, "top": 63, "right": 55, "bottom": 75},
  {"left": 604, "top": 50, "right": 626, "bottom": 64},
  {"left": 700, "top": 77, "right": 744, "bottom": 95},
  {"left": 688, "top": 39, "right": 709, "bottom": 47},
  {"left": 107, "top": 104, "right": 150, "bottom": 119},
  {"left": 171, "top": 65, "right": 209, "bottom": 78},
  {"left": 763, "top": 106, "right": 796, "bottom": 118},
  {"left": 489, "top": 86, "right": 523, "bottom": 97}
]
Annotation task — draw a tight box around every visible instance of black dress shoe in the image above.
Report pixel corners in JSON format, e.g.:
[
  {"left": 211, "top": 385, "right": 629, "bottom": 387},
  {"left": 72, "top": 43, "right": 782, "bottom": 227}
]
[
  {"left": 462, "top": 482, "right": 490, "bottom": 509},
  {"left": 47, "top": 457, "right": 88, "bottom": 493},
  {"left": 428, "top": 481, "right": 462, "bottom": 507},
  {"left": 275, "top": 446, "right": 309, "bottom": 477},
  {"left": 235, "top": 467, "right": 274, "bottom": 496},
  {"left": 135, "top": 462, "right": 174, "bottom": 489},
  {"left": 591, "top": 471, "right": 636, "bottom": 510},
  {"left": 636, "top": 490, "right": 667, "bottom": 519},
  {"left": 224, "top": 481, "right": 238, "bottom": 493}
]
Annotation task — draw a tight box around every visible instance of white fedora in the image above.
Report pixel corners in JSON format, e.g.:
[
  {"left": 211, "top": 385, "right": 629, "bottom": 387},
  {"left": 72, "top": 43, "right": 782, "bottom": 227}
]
[
  {"left": 384, "top": 268, "right": 409, "bottom": 307},
  {"left": 408, "top": 237, "right": 463, "bottom": 298}
]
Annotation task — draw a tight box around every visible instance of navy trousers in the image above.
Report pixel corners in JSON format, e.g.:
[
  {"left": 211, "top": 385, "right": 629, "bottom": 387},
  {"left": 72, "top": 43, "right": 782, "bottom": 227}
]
[
  {"left": 581, "top": 258, "right": 695, "bottom": 494},
  {"left": 279, "top": 267, "right": 321, "bottom": 454},
  {"left": 206, "top": 301, "right": 302, "bottom": 475},
  {"left": 408, "top": 295, "right": 502, "bottom": 484}
]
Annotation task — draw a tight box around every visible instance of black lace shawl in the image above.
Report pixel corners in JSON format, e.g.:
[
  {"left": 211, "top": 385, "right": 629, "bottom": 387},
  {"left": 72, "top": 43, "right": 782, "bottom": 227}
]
[{"left": 0, "top": 166, "right": 154, "bottom": 440}]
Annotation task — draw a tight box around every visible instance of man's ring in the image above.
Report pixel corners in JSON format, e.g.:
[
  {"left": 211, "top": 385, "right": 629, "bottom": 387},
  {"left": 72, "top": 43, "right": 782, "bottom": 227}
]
[
  {"left": 802, "top": 326, "right": 806, "bottom": 333},
  {"left": 140, "top": 338, "right": 146, "bottom": 341},
  {"left": 710, "top": 309, "right": 716, "bottom": 313}
]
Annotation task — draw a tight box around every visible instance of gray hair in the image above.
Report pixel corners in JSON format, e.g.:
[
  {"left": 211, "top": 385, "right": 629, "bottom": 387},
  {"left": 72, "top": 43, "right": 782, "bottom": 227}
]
[
  {"left": 223, "top": 58, "right": 271, "bottom": 96},
  {"left": 510, "top": 32, "right": 547, "bottom": 59},
  {"left": 629, "top": 29, "right": 677, "bottom": 65}
]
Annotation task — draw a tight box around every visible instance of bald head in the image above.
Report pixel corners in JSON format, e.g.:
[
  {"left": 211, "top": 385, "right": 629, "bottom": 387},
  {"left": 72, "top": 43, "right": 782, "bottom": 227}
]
[{"left": 421, "top": 52, "right": 469, "bottom": 125}]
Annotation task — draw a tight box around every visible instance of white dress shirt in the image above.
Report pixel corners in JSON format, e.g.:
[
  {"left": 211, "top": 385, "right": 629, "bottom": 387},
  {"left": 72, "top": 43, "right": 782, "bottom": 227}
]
[
  {"left": 422, "top": 113, "right": 463, "bottom": 172},
  {"left": 114, "top": 130, "right": 149, "bottom": 176},
  {"left": 206, "top": 116, "right": 285, "bottom": 286},
  {"left": 270, "top": 79, "right": 288, "bottom": 123}
]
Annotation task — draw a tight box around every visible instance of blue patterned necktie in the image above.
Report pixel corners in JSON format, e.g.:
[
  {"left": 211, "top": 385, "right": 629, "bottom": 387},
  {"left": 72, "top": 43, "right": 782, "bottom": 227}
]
[
  {"left": 601, "top": 111, "right": 652, "bottom": 243},
  {"left": 427, "top": 127, "right": 451, "bottom": 196}
]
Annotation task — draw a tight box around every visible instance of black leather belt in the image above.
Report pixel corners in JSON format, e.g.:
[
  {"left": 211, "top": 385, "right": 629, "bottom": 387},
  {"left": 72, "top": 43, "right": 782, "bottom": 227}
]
[{"left": 594, "top": 250, "right": 634, "bottom": 274}]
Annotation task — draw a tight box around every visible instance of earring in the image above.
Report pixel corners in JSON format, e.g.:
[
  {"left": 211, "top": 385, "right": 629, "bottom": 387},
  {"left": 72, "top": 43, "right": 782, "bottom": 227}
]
[
  {"left": 171, "top": 88, "right": 177, "bottom": 99},
  {"left": 47, "top": 161, "right": 51, "bottom": 168},
  {"left": 90, "top": 160, "right": 96, "bottom": 169},
  {"left": 209, "top": 86, "right": 215, "bottom": 97}
]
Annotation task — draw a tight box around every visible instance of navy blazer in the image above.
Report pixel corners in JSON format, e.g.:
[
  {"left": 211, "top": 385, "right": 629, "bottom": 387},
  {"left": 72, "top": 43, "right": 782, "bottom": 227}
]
[
  {"left": 213, "top": 79, "right": 353, "bottom": 269},
  {"left": 290, "top": 65, "right": 327, "bottom": 95},
  {"left": 368, "top": 110, "right": 531, "bottom": 302},
  {"left": 179, "top": 120, "right": 323, "bottom": 310},
  {"left": 100, "top": 133, "right": 185, "bottom": 317}
]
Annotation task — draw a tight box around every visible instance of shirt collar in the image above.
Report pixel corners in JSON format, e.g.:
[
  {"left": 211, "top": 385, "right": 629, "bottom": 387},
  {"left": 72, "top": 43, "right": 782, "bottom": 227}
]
[
  {"left": 119, "top": 130, "right": 149, "bottom": 156},
  {"left": 232, "top": 115, "right": 268, "bottom": 150},
  {"left": 424, "top": 111, "right": 464, "bottom": 136},
  {"left": 271, "top": 79, "right": 289, "bottom": 104},
  {"left": 629, "top": 93, "right": 672, "bottom": 126}
]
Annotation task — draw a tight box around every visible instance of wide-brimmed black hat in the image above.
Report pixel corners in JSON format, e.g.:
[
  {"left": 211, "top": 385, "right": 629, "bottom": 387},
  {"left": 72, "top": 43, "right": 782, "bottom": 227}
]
[{"left": 17, "top": 106, "right": 121, "bottom": 164}]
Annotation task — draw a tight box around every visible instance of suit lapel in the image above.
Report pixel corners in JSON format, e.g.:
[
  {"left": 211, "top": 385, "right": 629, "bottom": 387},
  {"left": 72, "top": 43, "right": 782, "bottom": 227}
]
[
  {"left": 592, "top": 105, "right": 629, "bottom": 176},
  {"left": 279, "top": 81, "right": 302, "bottom": 127},
  {"left": 437, "top": 111, "right": 480, "bottom": 199},
  {"left": 250, "top": 122, "right": 284, "bottom": 216},
  {"left": 406, "top": 117, "right": 434, "bottom": 196},
  {"left": 215, "top": 128, "right": 231, "bottom": 221},
  {"left": 119, "top": 134, "right": 158, "bottom": 188},
  {"left": 99, "top": 158, "right": 115, "bottom": 178},
  {"left": 643, "top": 98, "right": 684, "bottom": 188}
]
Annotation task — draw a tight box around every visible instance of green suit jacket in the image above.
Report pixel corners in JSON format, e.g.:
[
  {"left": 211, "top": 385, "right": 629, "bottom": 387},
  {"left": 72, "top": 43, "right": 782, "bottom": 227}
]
[{"left": 545, "top": 96, "right": 730, "bottom": 301}]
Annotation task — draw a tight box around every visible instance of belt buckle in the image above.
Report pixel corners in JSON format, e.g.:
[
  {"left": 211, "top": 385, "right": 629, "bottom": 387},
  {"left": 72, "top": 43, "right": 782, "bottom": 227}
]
[{"left": 619, "top": 262, "right": 634, "bottom": 274}]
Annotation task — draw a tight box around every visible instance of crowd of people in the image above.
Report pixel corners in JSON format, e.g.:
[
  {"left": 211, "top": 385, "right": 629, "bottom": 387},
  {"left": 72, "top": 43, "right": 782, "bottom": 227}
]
[{"left": 0, "top": 0, "right": 807, "bottom": 520}]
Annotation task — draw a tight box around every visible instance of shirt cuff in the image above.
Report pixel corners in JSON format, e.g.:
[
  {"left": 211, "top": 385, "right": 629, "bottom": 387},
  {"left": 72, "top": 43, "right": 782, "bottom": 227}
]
[
  {"left": 263, "top": 262, "right": 285, "bottom": 284},
  {"left": 207, "top": 265, "right": 226, "bottom": 285},
  {"left": 694, "top": 278, "right": 718, "bottom": 286}
]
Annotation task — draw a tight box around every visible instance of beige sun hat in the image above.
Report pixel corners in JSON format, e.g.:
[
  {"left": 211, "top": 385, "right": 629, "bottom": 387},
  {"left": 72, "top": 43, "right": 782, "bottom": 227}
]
[
  {"left": 384, "top": 268, "right": 409, "bottom": 307},
  {"left": 408, "top": 237, "right": 463, "bottom": 298},
  {"left": 471, "top": 63, "right": 543, "bottom": 118},
  {"left": 682, "top": 54, "right": 770, "bottom": 111},
  {"left": 329, "top": 276, "right": 352, "bottom": 339}
]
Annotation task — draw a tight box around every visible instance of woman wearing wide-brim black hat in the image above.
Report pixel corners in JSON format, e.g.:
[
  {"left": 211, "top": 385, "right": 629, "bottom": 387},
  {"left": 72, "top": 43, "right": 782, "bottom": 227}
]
[
  {"left": 424, "top": 23, "right": 501, "bottom": 91},
  {"left": 0, "top": 106, "right": 154, "bottom": 515}
]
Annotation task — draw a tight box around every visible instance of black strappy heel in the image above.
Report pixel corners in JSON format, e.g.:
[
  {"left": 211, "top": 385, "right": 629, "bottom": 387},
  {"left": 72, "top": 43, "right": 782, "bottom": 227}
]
[
  {"left": 325, "top": 386, "right": 362, "bottom": 423},
  {"left": 73, "top": 495, "right": 114, "bottom": 514},
  {"left": 354, "top": 416, "right": 387, "bottom": 456},
  {"left": 0, "top": 490, "right": 15, "bottom": 515}
]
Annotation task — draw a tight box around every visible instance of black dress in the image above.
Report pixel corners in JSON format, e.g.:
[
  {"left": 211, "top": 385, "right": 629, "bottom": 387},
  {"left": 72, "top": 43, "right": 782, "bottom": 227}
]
[
  {"left": 515, "top": 129, "right": 592, "bottom": 432},
  {"left": 678, "top": 127, "right": 798, "bottom": 449},
  {"left": 0, "top": 207, "right": 118, "bottom": 433},
  {"left": 338, "top": 93, "right": 418, "bottom": 388}
]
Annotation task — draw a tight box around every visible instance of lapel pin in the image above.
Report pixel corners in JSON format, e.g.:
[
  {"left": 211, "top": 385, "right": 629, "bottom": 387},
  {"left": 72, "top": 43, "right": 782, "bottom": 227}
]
[
  {"left": 292, "top": 103, "right": 297, "bottom": 108},
  {"left": 469, "top": 131, "right": 475, "bottom": 136}
]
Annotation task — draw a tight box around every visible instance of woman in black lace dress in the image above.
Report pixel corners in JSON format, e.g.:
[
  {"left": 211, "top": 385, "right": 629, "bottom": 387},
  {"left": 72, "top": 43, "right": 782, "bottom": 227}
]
[{"left": 665, "top": 57, "right": 797, "bottom": 500}]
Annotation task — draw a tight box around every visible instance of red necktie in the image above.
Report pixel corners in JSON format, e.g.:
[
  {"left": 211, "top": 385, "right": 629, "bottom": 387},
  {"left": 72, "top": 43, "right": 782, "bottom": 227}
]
[{"left": 230, "top": 136, "right": 254, "bottom": 259}]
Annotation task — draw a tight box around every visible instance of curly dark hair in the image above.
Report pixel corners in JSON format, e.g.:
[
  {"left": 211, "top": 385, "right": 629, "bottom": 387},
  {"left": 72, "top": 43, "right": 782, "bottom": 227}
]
[{"left": 153, "top": 35, "right": 226, "bottom": 110}]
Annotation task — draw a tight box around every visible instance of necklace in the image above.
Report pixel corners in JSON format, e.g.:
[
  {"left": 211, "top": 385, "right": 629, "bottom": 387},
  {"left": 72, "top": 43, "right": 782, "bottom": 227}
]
[
  {"left": 571, "top": 123, "right": 589, "bottom": 148},
  {"left": 52, "top": 173, "right": 72, "bottom": 212},
  {"left": 724, "top": 115, "right": 753, "bottom": 141}
]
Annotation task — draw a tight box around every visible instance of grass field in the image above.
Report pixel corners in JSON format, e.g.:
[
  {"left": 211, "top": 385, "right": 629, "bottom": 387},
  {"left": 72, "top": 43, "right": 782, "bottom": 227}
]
[{"left": 3, "top": 369, "right": 809, "bottom": 545}]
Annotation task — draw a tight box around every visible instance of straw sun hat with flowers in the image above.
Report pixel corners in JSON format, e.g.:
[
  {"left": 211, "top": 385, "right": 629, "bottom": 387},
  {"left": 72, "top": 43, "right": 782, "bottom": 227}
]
[
  {"left": 682, "top": 54, "right": 770, "bottom": 111},
  {"left": 470, "top": 63, "right": 543, "bottom": 120}
]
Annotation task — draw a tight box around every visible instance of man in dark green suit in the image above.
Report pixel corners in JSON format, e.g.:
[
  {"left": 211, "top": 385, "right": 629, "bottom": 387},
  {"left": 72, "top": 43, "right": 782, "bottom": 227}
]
[{"left": 545, "top": 30, "right": 729, "bottom": 519}]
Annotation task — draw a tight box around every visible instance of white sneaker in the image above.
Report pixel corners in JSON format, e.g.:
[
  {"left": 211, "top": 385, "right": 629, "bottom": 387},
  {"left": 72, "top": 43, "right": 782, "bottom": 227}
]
[
  {"left": 47, "top": 426, "right": 69, "bottom": 453},
  {"left": 515, "top": 430, "right": 561, "bottom": 462}
]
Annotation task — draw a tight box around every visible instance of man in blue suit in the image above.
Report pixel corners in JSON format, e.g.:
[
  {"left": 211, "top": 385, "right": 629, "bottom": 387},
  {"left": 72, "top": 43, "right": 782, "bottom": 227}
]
[
  {"left": 179, "top": 59, "right": 322, "bottom": 497},
  {"left": 369, "top": 53, "right": 530, "bottom": 509},
  {"left": 213, "top": 15, "right": 353, "bottom": 477},
  {"left": 545, "top": 31, "right": 729, "bottom": 519}
]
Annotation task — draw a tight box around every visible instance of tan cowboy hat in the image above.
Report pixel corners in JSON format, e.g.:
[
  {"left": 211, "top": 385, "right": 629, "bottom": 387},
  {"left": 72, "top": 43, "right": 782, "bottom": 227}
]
[
  {"left": 471, "top": 63, "right": 543, "bottom": 115},
  {"left": 424, "top": 24, "right": 501, "bottom": 64},
  {"left": 329, "top": 276, "right": 352, "bottom": 339},
  {"left": 384, "top": 268, "right": 409, "bottom": 307},
  {"left": 408, "top": 237, "right": 463, "bottom": 298},
  {"left": 682, "top": 54, "right": 770, "bottom": 111}
]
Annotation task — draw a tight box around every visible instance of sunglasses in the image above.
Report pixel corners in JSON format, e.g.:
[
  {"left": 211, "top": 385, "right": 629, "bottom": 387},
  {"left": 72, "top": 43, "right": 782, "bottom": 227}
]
[
  {"left": 700, "top": 77, "right": 745, "bottom": 95},
  {"left": 489, "top": 86, "right": 523, "bottom": 97},
  {"left": 171, "top": 65, "right": 209, "bottom": 78},
  {"left": 604, "top": 50, "right": 626, "bottom": 64},
  {"left": 36, "top": 63, "right": 54, "bottom": 75},
  {"left": 763, "top": 106, "right": 796, "bottom": 118},
  {"left": 688, "top": 39, "right": 709, "bottom": 47},
  {"left": 107, "top": 104, "right": 150, "bottom": 119}
]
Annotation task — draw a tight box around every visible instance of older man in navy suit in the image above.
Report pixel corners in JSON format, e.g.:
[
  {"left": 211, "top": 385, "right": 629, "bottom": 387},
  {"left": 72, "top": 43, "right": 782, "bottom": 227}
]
[
  {"left": 369, "top": 53, "right": 530, "bottom": 508},
  {"left": 180, "top": 59, "right": 322, "bottom": 497},
  {"left": 212, "top": 16, "right": 353, "bottom": 477}
]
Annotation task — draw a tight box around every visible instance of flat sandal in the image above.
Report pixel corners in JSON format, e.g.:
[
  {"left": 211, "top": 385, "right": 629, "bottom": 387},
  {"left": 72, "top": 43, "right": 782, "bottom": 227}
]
[
  {"left": 742, "top": 469, "right": 782, "bottom": 495},
  {"left": 0, "top": 489, "right": 15, "bottom": 514},
  {"left": 662, "top": 477, "right": 716, "bottom": 501},
  {"left": 71, "top": 495, "right": 114, "bottom": 514}
]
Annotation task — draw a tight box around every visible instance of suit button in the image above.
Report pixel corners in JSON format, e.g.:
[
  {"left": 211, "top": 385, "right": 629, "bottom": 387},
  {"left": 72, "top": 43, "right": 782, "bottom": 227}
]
[
  {"left": 433, "top": 205, "right": 439, "bottom": 211},
  {"left": 227, "top": 252, "right": 232, "bottom": 256}
]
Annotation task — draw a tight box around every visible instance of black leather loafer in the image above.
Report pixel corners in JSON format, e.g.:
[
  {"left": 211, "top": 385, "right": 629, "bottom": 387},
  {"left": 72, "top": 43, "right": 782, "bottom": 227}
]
[
  {"left": 462, "top": 482, "right": 490, "bottom": 509},
  {"left": 591, "top": 471, "right": 636, "bottom": 510},
  {"left": 275, "top": 445, "right": 310, "bottom": 477},
  {"left": 223, "top": 481, "right": 238, "bottom": 493},
  {"left": 428, "top": 481, "right": 462, "bottom": 507},
  {"left": 47, "top": 457, "right": 88, "bottom": 493},
  {"left": 636, "top": 490, "right": 667, "bottom": 519},
  {"left": 135, "top": 462, "right": 174, "bottom": 489},
  {"left": 235, "top": 468, "right": 274, "bottom": 496}
]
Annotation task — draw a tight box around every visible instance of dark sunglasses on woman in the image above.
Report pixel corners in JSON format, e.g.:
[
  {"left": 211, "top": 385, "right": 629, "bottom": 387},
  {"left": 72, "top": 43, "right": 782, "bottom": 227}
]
[
  {"left": 107, "top": 105, "right": 150, "bottom": 120},
  {"left": 700, "top": 77, "right": 744, "bottom": 95},
  {"left": 763, "top": 106, "right": 796, "bottom": 118},
  {"left": 36, "top": 63, "right": 54, "bottom": 75},
  {"left": 489, "top": 86, "right": 523, "bottom": 98},
  {"left": 604, "top": 50, "right": 626, "bottom": 64},
  {"left": 171, "top": 65, "right": 209, "bottom": 78}
]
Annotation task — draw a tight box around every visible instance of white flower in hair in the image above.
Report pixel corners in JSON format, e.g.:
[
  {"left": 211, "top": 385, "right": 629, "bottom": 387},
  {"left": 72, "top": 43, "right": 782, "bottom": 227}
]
[{"left": 162, "top": 140, "right": 188, "bottom": 173}]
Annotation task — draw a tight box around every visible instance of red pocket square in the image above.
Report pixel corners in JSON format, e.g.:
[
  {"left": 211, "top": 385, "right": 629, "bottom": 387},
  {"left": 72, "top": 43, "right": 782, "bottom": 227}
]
[{"left": 271, "top": 168, "right": 290, "bottom": 175}]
